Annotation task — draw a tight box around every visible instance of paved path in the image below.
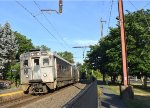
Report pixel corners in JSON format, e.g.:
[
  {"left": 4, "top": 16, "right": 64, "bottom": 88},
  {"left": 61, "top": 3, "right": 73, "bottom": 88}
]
[{"left": 98, "top": 81, "right": 127, "bottom": 108}]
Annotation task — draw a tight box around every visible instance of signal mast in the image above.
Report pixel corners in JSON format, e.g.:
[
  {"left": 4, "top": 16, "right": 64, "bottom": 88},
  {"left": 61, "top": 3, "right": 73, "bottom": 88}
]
[{"left": 41, "top": 0, "right": 63, "bottom": 14}]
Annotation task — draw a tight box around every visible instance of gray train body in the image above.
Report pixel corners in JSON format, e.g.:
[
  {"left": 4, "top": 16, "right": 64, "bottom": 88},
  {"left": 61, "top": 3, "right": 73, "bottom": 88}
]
[{"left": 20, "top": 50, "right": 79, "bottom": 94}]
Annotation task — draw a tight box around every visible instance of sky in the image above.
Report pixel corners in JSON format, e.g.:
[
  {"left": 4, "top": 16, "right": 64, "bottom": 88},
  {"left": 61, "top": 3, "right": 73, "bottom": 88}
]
[{"left": 0, "top": 0, "right": 149, "bottom": 64}]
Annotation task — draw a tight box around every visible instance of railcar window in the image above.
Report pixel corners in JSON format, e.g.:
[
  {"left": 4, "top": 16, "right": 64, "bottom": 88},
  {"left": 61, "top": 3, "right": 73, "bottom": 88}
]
[
  {"left": 61, "top": 66, "right": 64, "bottom": 70},
  {"left": 57, "top": 64, "right": 60, "bottom": 69},
  {"left": 60, "top": 65, "right": 63, "bottom": 72},
  {"left": 34, "top": 59, "right": 39, "bottom": 65},
  {"left": 24, "top": 60, "right": 28, "bottom": 66},
  {"left": 24, "top": 69, "right": 28, "bottom": 74},
  {"left": 62, "top": 66, "right": 66, "bottom": 72},
  {"left": 43, "top": 58, "right": 49, "bottom": 66}
]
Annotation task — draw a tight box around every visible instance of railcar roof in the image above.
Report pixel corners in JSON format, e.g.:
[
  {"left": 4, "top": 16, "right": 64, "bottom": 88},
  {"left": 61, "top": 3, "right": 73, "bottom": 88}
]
[
  {"left": 20, "top": 51, "right": 74, "bottom": 66},
  {"left": 52, "top": 52, "right": 73, "bottom": 65}
]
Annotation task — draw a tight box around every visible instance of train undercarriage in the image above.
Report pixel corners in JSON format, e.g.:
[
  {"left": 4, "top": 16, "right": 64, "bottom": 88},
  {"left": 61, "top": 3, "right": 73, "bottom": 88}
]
[
  {"left": 22, "top": 79, "right": 75, "bottom": 95},
  {"left": 24, "top": 80, "right": 49, "bottom": 94}
]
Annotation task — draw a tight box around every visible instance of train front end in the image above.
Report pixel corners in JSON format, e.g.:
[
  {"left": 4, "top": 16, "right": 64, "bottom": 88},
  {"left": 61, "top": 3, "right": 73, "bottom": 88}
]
[{"left": 20, "top": 50, "right": 55, "bottom": 94}]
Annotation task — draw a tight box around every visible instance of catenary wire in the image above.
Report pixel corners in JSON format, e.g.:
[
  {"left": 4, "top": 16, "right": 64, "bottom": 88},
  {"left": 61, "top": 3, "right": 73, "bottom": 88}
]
[
  {"left": 16, "top": 1, "right": 68, "bottom": 50},
  {"left": 107, "top": 0, "right": 114, "bottom": 33},
  {"left": 143, "top": 1, "right": 150, "bottom": 8},
  {"left": 127, "top": 0, "right": 150, "bottom": 30},
  {"left": 33, "top": 1, "right": 71, "bottom": 50}
]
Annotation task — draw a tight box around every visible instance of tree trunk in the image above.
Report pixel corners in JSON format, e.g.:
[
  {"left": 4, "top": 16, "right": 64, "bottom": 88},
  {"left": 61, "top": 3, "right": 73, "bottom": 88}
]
[
  {"left": 112, "top": 74, "right": 117, "bottom": 84},
  {"left": 121, "top": 75, "right": 123, "bottom": 85},
  {"left": 103, "top": 72, "right": 105, "bottom": 83},
  {"left": 144, "top": 75, "right": 147, "bottom": 88},
  {"left": 111, "top": 76, "right": 113, "bottom": 82}
]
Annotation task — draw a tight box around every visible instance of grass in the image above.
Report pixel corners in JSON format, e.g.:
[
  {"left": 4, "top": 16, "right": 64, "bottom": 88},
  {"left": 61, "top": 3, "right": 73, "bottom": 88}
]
[
  {"left": 105, "top": 85, "right": 120, "bottom": 95},
  {"left": 104, "top": 84, "right": 150, "bottom": 108},
  {"left": 125, "top": 85, "right": 150, "bottom": 108},
  {"left": 97, "top": 86, "right": 102, "bottom": 98}
]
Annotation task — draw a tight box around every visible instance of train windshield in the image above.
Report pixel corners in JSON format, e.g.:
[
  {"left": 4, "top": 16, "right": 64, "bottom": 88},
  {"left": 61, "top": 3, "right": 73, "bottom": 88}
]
[
  {"left": 43, "top": 58, "right": 49, "bottom": 66},
  {"left": 24, "top": 60, "right": 28, "bottom": 67},
  {"left": 34, "top": 58, "right": 39, "bottom": 66}
]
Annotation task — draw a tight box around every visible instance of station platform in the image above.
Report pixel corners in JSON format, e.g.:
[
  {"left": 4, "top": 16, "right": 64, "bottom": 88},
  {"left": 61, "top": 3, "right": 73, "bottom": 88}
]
[
  {"left": 0, "top": 90, "right": 23, "bottom": 97},
  {"left": 0, "top": 88, "right": 24, "bottom": 103},
  {"left": 0, "top": 87, "right": 22, "bottom": 93}
]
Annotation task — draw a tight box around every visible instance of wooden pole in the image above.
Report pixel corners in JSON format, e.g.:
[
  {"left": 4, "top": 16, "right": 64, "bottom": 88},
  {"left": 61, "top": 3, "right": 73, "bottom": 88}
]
[{"left": 118, "top": 0, "right": 128, "bottom": 86}]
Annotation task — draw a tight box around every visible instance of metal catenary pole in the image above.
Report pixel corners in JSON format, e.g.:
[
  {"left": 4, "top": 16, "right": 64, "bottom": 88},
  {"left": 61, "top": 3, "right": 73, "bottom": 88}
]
[{"left": 100, "top": 17, "right": 106, "bottom": 38}]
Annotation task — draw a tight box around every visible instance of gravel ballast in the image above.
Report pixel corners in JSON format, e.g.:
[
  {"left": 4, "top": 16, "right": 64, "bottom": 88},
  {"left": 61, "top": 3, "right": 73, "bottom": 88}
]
[{"left": 22, "top": 83, "right": 86, "bottom": 108}]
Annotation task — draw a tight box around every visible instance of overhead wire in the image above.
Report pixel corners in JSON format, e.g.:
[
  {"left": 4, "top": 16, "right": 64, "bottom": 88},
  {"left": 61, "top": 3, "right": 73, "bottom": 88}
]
[
  {"left": 33, "top": 0, "right": 71, "bottom": 50},
  {"left": 107, "top": 0, "right": 114, "bottom": 33},
  {"left": 16, "top": 1, "right": 68, "bottom": 51},
  {"left": 141, "top": 10, "right": 150, "bottom": 30},
  {"left": 143, "top": 1, "right": 150, "bottom": 8},
  {"left": 127, "top": 0, "right": 150, "bottom": 30}
]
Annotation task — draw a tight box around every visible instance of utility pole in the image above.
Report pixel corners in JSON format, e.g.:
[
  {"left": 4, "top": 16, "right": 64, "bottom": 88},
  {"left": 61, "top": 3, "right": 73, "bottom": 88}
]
[
  {"left": 118, "top": 0, "right": 128, "bottom": 86},
  {"left": 100, "top": 17, "right": 106, "bottom": 38},
  {"left": 118, "top": 0, "right": 134, "bottom": 100},
  {"left": 72, "top": 46, "right": 89, "bottom": 60}
]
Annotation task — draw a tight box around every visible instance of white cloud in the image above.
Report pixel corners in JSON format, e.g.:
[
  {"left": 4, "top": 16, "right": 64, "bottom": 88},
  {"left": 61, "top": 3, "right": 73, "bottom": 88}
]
[
  {"left": 58, "top": 37, "right": 98, "bottom": 46},
  {"left": 74, "top": 39, "right": 98, "bottom": 46}
]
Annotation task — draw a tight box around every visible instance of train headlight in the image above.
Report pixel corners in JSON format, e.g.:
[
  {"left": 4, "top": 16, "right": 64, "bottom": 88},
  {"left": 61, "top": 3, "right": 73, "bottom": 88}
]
[
  {"left": 43, "top": 73, "right": 47, "bottom": 77},
  {"left": 37, "top": 53, "right": 40, "bottom": 56},
  {"left": 26, "top": 75, "right": 29, "bottom": 78}
]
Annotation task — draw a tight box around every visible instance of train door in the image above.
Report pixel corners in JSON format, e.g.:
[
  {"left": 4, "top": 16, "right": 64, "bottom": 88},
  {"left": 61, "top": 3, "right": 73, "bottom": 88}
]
[
  {"left": 40, "top": 56, "right": 54, "bottom": 82},
  {"left": 31, "top": 58, "right": 41, "bottom": 80}
]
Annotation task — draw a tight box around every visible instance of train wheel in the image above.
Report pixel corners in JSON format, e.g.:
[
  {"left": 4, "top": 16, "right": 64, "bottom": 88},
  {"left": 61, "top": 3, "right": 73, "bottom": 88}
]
[{"left": 24, "top": 90, "right": 29, "bottom": 94}]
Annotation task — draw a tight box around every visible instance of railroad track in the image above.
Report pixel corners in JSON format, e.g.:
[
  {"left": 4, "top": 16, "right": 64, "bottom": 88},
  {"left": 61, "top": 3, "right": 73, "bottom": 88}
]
[
  {"left": 0, "top": 93, "right": 51, "bottom": 108},
  {"left": 0, "top": 83, "right": 83, "bottom": 108},
  {"left": 1, "top": 94, "right": 39, "bottom": 108},
  {"left": 0, "top": 90, "right": 57, "bottom": 108},
  {"left": 1, "top": 90, "right": 59, "bottom": 108}
]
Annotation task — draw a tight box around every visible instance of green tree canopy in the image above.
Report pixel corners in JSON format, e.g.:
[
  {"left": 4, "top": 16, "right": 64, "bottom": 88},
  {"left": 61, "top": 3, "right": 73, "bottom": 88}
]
[
  {"left": 0, "top": 22, "right": 18, "bottom": 79},
  {"left": 35, "top": 45, "right": 50, "bottom": 51},
  {"left": 87, "top": 9, "right": 150, "bottom": 84},
  {"left": 57, "top": 51, "right": 74, "bottom": 63},
  {"left": 14, "top": 32, "right": 34, "bottom": 60}
]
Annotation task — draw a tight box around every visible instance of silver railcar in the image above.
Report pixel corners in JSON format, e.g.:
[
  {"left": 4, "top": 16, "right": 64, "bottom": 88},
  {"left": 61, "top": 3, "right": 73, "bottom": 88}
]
[{"left": 20, "top": 50, "right": 79, "bottom": 94}]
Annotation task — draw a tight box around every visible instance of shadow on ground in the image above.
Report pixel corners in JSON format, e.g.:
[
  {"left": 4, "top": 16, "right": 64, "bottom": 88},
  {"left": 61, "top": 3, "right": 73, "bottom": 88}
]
[
  {"left": 97, "top": 80, "right": 127, "bottom": 108},
  {"left": 97, "top": 80, "right": 150, "bottom": 108}
]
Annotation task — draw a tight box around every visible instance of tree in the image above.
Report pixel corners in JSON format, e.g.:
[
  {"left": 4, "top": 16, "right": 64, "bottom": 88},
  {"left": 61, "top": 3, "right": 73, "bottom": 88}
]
[
  {"left": 35, "top": 45, "right": 50, "bottom": 51},
  {"left": 0, "top": 22, "right": 18, "bottom": 79},
  {"left": 76, "top": 62, "right": 82, "bottom": 70},
  {"left": 57, "top": 51, "right": 74, "bottom": 63},
  {"left": 87, "top": 9, "right": 150, "bottom": 85},
  {"left": 14, "top": 32, "right": 34, "bottom": 60},
  {"left": 7, "top": 63, "right": 20, "bottom": 86},
  {"left": 124, "top": 9, "right": 150, "bottom": 87}
]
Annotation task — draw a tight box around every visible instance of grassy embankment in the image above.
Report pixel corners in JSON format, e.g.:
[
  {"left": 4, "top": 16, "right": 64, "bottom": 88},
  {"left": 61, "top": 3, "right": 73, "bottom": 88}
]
[
  {"left": 97, "top": 86, "right": 102, "bottom": 98},
  {"left": 105, "top": 84, "right": 150, "bottom": 108}
]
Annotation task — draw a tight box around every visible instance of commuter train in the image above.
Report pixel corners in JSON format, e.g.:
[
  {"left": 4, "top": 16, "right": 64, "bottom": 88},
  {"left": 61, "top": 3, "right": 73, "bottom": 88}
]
[{"left": 20, "top": 49, "right": 79, "bottom": 94}]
